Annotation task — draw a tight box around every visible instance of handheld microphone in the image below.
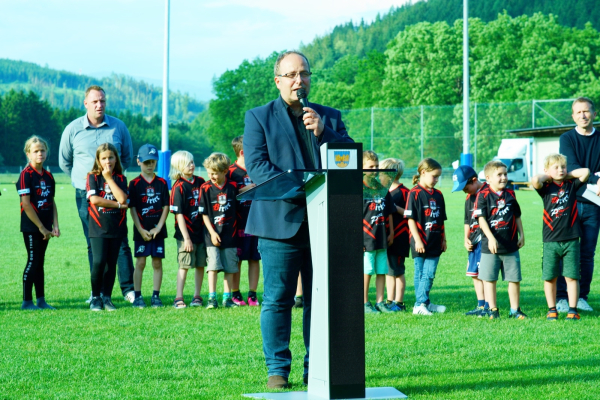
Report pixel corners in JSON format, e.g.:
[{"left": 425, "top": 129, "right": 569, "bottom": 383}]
[{"left": 297, "top": 88, "right": 309, "bottom": 110}]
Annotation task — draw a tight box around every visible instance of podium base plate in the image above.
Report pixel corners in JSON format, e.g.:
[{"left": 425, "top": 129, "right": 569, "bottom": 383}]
[{"left": 243, "top": 387, "right": 407, "bottom": 399}]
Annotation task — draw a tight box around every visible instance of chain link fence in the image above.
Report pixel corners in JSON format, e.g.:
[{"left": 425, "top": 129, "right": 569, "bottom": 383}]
[{"left": 341, "top": 98, "right": 575, "bottom": 171}]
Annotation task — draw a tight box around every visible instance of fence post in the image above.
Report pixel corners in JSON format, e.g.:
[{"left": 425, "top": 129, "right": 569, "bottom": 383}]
[
  {"left": 532, "top": 100, "right": 535, "bottom": 129},
  {"left": 420, "top": 105, "right": 424, "bottom": 160},
  {"left": 370, "top": 107, "right": 374, "bottom": 151}
]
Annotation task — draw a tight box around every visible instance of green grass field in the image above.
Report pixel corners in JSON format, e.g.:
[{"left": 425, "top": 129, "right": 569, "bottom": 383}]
[{"left": 1, "top": 173, "right": 599, "bottom": 400}]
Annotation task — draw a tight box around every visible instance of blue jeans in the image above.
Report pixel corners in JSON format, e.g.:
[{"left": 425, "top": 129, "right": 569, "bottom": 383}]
[
  {"left": 258, "top": 222, "right": 312, "bottom": 379},
  {"left": 413, "top": 256, "right": 440, "bottom": 306},
  {"left": 76, "top": 189, "right": 134, "bottom": 296},
  {"left": 557, "top": 202, "right": 600, "bottom": 300}
]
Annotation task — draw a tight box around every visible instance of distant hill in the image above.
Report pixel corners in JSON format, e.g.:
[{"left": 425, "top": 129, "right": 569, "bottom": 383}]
[
  {"left": 301, "top": 0, "right": 600, "bottom": 69},
  {"left": 0, "top": 59, "right": 205, "bottom": 122}
]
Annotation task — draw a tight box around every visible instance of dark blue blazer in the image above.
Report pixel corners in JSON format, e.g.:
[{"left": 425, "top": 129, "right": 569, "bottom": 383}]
[{"left": 243, "top": 96, "right": 354, "bottom": 239}]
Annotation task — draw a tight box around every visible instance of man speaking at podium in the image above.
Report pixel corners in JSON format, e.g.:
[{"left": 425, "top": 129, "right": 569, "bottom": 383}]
[{"left": 243, "top": 50, "right": 353, "bottom": 389}]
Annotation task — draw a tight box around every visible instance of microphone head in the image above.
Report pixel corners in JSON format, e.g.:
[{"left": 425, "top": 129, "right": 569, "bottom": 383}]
[
  {"left": 296, "top": 88, "right": 308, "bottom": 108},
  {"left": 296, "top": 88, "right": 307, "bottom": 100}
]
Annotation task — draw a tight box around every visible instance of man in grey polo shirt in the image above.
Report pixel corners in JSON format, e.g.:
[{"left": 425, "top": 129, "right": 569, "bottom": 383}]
[{"left": 59, "top": 85, "right": 135, "bottom": 303}]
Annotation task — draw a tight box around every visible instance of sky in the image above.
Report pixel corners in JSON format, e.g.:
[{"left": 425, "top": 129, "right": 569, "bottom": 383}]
[{"left": 0, "top": 0, "right": 412, "bottom": 101}]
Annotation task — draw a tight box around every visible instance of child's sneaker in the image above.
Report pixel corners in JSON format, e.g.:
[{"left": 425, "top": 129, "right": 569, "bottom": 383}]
[
  {"left": 566, "top": 312, "right": 581, "bottom": 321},
  {"left": 151, "top": 295, "right": 163, "bottom": 308},
  {"left": 509, "top": 308, "right": 528, "bottom": 319},
  {"left": 102, "top": 296, "right": 117, "bottom": 312},
  {"left": 223, "top": 298, "right": 238, "bottom": 308},
  {"left": 173, "top": 297, "right": 187, "bottom": 309},
  {"left": 466, "top": 306, "right": 485, "bottom": 316},
  {"left": 132, "top": 296, "right": 146, "bottom": 309},
  {"left": 556, "top": 298, "right": 569, "bottom": 313},
  {"left": 206, "top": 298, "right": 218, "bottom": 309},
  {"left": 577, "top": 298, "right": 593, "bottom": 311},
  {"left": 394, "top": 302, "right": 407, "bottom": 312},
  {"left": 386, "top": 301, "right": 401, "bottom": 312},
  {"left": 232, "top": 296, "right": 247, "bottom": 306},
  {"left": 546, "top": 309, "right": 558, "bottom": 321},
  {"left": 364, "top": 302, "right": 380, "bottom": 314},
  {"left": 413, "top": 304, "right": 433, "bottom": 316},
  {"left": 89, "top": 296, "right": 103, "bottom": 312},
  {"left": 190, "top": 296, "right": 203, "bottom": 307},
  {"left": 427, "top": 303, "right": 446, "bottom": 313},
  {"left": 375, "top": 302, "right": 393, "bottom": 313},
  {"left": 294, "top": 296, "right": 304, "bottom": 308},
  {"left": 489, "top": 308, "right": 500, "bottom": 319},
  {"left": 247, "top": 295, "right": 260, "bottom": 306}
]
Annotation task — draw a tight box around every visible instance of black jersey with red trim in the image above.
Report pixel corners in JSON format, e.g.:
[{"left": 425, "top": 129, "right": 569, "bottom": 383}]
[
  {"left": 86, "top": 173, "right": 129, "bottom": 239},
  {"left": 404, "top": 184, "right": 447, "bottom": 258},
  {"left": 464, "top": 182, "right": 489, "bottom": 245},
  {"left": 387, "top": 184, "right": 410, "bottom": 256},
  {"left": 199, "top": 179, "right": 238, "bottom": 248},
  {"left": 474, "top": 187, "right": 522, "bottom": 254},
  {"left": 128, "top": 174, "right": 170, "bottom": 241},
  {"left": 535, "top": 178, "right": 584, "bottom": 242},
  {"left": 16, "top": 165, "right": 55, "bottom": 232},
  {"left": 363, "top": 182, "right": 396, "bottom": 252},
  {"left": 228, "top": 162, "right": 253, "bottom": 230},
  {"left": 170, "top": 176, "right": 205, "bottom": 243}
]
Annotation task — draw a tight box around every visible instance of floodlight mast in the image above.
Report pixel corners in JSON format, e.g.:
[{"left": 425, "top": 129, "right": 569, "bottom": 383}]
[{"left": 461, "top": 0, "right": 473, "bottom": 167}]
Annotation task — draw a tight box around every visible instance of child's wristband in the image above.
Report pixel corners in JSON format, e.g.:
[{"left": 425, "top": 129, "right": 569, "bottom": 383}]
[{"left": 117, "top": 202, "right": 121, "bottom": 209}]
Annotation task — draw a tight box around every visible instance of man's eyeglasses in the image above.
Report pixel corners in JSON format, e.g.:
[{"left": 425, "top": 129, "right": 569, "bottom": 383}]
[{"left": 277, "top": 71, "right": 312, "bottom": 80}]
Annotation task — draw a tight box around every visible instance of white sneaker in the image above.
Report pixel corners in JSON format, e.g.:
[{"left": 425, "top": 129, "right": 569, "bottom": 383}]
[
  {"left": 556, "top": 298, "right": 569, "bottom": 313},
  {"left": 85, "top": 292, "right": 93, "bottom": 304},
  {"left": 427, "top": 303, "right": 446, "bottom": 313},
  {"left": 124, "top": 291, "right": 135, "bottom": 303},
  {"left": 577, "top": 298, "right": 594, "bottom": 311},
  {"left": 413, "top": 304, "right": 433, "bottom": 316}
]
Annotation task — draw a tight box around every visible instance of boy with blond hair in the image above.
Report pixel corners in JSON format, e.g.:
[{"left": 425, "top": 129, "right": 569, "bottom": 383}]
[
  {"left": 531, "top": 153, "right": 589, "bottom": 321},
  {"left": 362, "top": 151, "right": 395, "bottom": 313},
  {"left": 228, "top": 136, "right": 260, "bottom": 306},
  {"left": 475, "top": 160, "right": 526, "bottom": 319},
  {"left": 200, "top": 152, "right": 240, "bottom": 308}
]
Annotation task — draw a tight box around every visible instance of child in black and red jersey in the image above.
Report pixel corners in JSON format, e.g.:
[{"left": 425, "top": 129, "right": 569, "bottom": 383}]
[
  {"left": 452, "top": 165, "right": 489, "bottom": 316},
  {"left": 128, "top": 144, "right": 170, "bottom": 309},
  {"left": 531, "top": 153, "right": 589, "bottom": 321},
  {"left": 169, "top": 150, "right": 206, "bottom": 309},
  {"left": 362, "top": 151, "right": 395, "bottom": 314},
  {"left": 379, "top": 158, "right": 410, "bottom": 312},
  {"left": 16, "top": 136, "right": 60, "bottom": 310},
  {"left": 228, "top": 136, "right": 260, "bottom": 306},
  {"left": 86, "top": 143, "right": 129, "bottom": 312},
  {"left": 475, "top": 160, "right": 526, "bottom": 320},
  {"left": 405, "top": 158, "right": 447, "bottom": 316},
  {"left": 200, "top": 152, "right": 240, "bottom": 309}
]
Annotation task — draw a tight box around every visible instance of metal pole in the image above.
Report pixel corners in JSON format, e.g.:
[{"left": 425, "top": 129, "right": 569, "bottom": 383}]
[
  {"left": 532, "top": 100, "right": 535, "bottom": 129},
  {"left": 162, "top": 0, "right": 170, "bottom": 152},
  {"left": 157, "top": 0, "right": 172, "bottom": 186},
  {"left": 461, "top": 0, "right": 472, "bottom": 166},
  {"left": 474, "top": 102, "right": 477, "bottom": 170},
  {"left": 420, "top": 105, "right": 424, "bottom": 160},
  {"left": 370, "top": 107, "right": 374, "bottom": 151}
]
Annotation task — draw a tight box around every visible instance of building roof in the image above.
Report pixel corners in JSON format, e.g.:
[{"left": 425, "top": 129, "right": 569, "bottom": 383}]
[{"left": 508, "top": 122, "right": 600, "bottom": 137}]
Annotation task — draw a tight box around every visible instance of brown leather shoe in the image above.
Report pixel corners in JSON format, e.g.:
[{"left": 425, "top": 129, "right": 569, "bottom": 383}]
[{"left": 267, "top": 375, "right": 290, "bottom": 389}]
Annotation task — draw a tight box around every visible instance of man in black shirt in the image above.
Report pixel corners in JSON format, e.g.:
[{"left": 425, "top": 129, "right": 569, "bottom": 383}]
[{"left": 558, "top": 97, "right": 600, "bottom": 312}]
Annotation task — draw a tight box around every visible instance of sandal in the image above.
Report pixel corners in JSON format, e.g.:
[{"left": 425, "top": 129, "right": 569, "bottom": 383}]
[
  {"left": 173, "top": 297, "right": 187, "bottom": 309},
  {"left": 190, "top": 296, "right": 203, "bottom": 307}
]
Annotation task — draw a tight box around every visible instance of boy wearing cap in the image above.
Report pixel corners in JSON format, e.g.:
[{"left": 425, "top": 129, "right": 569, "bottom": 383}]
[
  {"left": 128, "top": 144, "right": 170, "bottom": 308},
  {"left": 452, "top": 165, "right": 489, "bottom": 316}
]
